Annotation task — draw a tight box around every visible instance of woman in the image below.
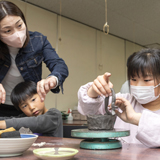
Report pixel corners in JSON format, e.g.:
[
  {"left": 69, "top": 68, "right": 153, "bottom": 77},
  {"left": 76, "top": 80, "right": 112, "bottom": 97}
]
[{"left": 0, "top": 1, "right": 68, "bottom": 116}]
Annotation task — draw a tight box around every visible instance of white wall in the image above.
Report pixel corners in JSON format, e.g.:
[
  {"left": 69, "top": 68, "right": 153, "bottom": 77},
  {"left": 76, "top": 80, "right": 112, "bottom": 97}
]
[
  {"left": 56, "top": 16, "right": 97, "bottom": 110},
  {"left": 96, "top": 31, "right": 125, "bottom": 93},
  {"left": 124, "top": 41, "right": 144, "bottom": 79},
  {"left": 8, "top": 0, "right": 143, "bottom": 111}
]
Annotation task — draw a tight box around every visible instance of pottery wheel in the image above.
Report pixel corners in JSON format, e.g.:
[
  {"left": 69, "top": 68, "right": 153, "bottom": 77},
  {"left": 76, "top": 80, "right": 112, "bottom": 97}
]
[{"left": 71, "top": 128, "right": 130, "bottom": 150}]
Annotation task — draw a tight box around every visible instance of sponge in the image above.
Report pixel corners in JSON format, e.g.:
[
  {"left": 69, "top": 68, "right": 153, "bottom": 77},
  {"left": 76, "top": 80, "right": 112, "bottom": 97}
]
[
  {"left": 0, "top": 127, "right": 16, "bottom": 137},
  {"left": 1, "top": 131, "right": 21, "bottom": 138}
]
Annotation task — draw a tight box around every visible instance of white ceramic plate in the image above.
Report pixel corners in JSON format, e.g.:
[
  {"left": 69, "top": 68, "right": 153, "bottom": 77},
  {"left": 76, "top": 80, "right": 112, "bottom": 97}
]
[
  {"left": 0, "top": 134, "right": 38, "bottom": 157},
  {"left": 33, "top": 147, "right": 79, "bottom": 160}
]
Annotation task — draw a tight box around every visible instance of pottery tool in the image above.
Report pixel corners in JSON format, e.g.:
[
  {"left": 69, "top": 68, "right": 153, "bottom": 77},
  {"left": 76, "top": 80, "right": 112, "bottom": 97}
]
[{"left": 71, "top": 128, "right": 129, "bottom": 150}]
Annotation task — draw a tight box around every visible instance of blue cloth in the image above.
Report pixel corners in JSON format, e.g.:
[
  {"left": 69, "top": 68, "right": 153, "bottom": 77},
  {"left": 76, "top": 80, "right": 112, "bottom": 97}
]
[
  {"left": 0, "top": 31, "right": 69, "bottom": 93},
  {"left": 33, "top": 133, "right": 43, "bottom": 136}
]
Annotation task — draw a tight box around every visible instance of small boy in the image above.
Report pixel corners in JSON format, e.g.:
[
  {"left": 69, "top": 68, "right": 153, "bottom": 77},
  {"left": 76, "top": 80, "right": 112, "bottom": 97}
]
[{"left": 0, "top": 81, "right": 63, "bottom": 137}]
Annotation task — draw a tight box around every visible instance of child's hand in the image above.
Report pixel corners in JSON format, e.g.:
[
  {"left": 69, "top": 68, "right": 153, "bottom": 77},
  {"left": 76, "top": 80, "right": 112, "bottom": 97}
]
[
  {"left": 0, "top": 84, "right": 5, "bottom": 104},
  {"left": 87, "top": 72, "right": 113, "bottom": 98},
  {"left": 0, "top": 120, "right": 6, "bottom": 129},
  {"left": 115, "top": 97, "right": 141, "bottom": 125}
]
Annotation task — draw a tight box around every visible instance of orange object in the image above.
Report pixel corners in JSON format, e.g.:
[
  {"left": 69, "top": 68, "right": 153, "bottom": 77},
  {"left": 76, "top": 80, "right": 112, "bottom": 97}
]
[{"left": 0, "top": 127, "right": 16, "bottom": 138}]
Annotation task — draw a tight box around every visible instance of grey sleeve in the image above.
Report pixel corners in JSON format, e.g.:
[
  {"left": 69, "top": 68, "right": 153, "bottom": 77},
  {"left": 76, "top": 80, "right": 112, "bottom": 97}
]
[
  {"left": 0, "top": 114, "right": 25, "bottom": 120},
  {"left": 0, "top": 117, "right": 12, "bottom": 120},
  {"left": 5, "top": 108, "right": 63, "bottom": 137}
]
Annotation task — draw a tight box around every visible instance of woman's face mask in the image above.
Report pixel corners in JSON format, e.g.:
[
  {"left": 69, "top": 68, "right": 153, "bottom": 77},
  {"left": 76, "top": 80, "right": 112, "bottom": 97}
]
[
  {"left": 1, "top": 29, "right": 26, "bottom": 48},
  {"left": 0, "top": 15, "right": 26, "bottom": 48}
]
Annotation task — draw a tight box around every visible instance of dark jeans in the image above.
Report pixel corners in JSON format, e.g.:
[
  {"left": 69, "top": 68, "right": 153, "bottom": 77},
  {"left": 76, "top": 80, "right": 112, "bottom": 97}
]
[{"left": 0, "top": 104, "right": 23, "bottom": 117}]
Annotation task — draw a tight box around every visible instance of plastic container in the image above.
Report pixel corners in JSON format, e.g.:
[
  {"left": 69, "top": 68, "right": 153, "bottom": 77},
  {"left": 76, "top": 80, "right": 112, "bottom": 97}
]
[{"left": 67, "top": 109, "right": 73, "bottom": 121}]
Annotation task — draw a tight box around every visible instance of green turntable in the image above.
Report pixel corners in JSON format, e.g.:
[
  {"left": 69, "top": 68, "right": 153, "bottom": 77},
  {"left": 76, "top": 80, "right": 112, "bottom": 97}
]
[
  {"left": 72, "top": 88, "right": 130, "bottom": 150},
  {"left": 71, "top": 128, "right": 130, "bottom": 150}
]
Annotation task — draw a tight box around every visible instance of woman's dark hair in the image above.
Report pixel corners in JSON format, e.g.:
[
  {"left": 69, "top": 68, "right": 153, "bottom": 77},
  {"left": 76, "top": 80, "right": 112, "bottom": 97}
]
[
  {"left": 127, "top": 48, "right": 160, "bottom": 84},
  {"left": 11, "top": 81, "right": 37, "bottom": 110},
  {"left": 0, "top": 1, "right": 30, "bottom": 59}
]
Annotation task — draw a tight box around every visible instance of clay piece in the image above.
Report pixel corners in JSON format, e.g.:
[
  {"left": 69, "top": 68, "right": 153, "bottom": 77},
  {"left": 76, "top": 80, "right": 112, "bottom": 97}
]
[{"left": 87, "top": 88, "right": 117, "bottom": 130}]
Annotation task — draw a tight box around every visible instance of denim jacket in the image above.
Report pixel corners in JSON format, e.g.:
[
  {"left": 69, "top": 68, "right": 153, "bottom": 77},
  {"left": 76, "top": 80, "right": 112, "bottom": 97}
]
[{"left": 0, "top": 31, "right": 69, "bottom": 93}]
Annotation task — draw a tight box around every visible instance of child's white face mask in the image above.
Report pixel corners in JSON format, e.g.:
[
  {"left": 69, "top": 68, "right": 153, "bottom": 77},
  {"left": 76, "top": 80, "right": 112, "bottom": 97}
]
[
  {"left": 1, "top": 29, "right": 26, "bottom": 48},
  {"left": 130, "top": 84, "right": 160, "bottom": 104}
]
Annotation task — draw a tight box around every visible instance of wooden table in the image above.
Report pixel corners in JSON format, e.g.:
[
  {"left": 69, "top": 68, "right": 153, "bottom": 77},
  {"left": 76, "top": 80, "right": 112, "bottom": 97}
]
[{"left": 1, "top": 136, "right": 160, "bottom": 160}]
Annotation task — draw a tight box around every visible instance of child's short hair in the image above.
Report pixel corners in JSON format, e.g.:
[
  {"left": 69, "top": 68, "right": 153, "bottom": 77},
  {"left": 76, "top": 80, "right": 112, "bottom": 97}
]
[
  {"left": 11, "top": 81, "right": 37, "bottom": 110},
  {"left": 127, "top": 48, "right": 160, "bottom": 84}
]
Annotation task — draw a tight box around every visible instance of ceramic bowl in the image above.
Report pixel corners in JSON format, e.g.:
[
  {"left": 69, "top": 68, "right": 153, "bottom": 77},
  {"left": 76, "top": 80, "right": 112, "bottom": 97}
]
[
  {"left": 33, "top": 147, "right": 79, "bottom": 160},
  {"left": 0, "top": 134, "right": 38, "bottom": 157}
]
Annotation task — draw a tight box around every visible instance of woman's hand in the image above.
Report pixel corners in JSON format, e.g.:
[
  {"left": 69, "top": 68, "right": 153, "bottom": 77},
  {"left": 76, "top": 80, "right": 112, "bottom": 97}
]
[
  {"left": 37, "top": 76, "right": 57, "bottom": 101},
  {"left": 87, "top": 72, "right": 113, "bottom": 98},
  {"left": 0, "top": 84, "right": 6, "bottom": 104},
  {"left": 115, "top": 97, "right": 141, "bottom": 125}
]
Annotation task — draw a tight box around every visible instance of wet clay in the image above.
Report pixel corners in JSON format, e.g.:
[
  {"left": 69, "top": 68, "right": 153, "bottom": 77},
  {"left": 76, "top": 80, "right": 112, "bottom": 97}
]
[{"left": 87, "top": 88, "right": 117, "bottom": 130}]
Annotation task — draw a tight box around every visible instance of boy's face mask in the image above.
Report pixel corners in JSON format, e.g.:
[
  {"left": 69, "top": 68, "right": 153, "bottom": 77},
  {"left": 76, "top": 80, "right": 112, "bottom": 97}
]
[
  {"left": 1, "top": 28, "right": 26, "bottom": 48},
  {"left": 130, "top": 84, "right": 160, "bottom": 104}
]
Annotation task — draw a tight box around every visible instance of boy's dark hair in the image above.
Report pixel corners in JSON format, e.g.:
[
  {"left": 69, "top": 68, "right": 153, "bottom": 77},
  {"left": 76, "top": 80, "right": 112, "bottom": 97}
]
[
  {"left": 11, "top": 81, "right": 37, "bottom": 110},
  {"left": 127, "top": 48, "right": 160, "bottom": 84},
  {"left": 0, "top": 1, "right": 30, "bottom": 60}
]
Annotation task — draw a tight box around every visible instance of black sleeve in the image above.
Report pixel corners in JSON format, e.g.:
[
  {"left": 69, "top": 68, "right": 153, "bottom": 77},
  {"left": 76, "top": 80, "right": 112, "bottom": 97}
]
[{"left": 5, "top": 108, "right": 63, "bottom": 137}]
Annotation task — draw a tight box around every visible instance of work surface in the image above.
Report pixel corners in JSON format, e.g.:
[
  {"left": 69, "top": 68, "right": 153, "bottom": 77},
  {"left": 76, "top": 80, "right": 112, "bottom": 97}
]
[{"left": 1, "top": 136, "right": 160, "bottom": 160}]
